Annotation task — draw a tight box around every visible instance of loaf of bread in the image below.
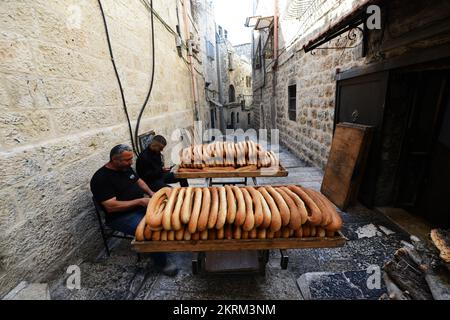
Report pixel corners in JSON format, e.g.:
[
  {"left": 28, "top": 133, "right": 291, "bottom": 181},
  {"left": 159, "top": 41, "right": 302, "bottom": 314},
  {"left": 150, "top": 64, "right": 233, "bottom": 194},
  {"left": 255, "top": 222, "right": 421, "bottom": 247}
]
[
  {"left": 136, "top": 185, "right": 343, "bottom": 242},
  {"left": 430, "top": 229, "right": 450, "bottom": 263}
]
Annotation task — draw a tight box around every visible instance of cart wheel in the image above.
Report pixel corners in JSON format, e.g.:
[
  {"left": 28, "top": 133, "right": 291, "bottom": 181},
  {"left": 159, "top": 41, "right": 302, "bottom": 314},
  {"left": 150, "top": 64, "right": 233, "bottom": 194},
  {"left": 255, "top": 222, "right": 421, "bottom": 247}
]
[
  {"left": 192, "top": 253, "right": 200, "bottom": 275},
  {"left": 259, "top": 263, "right": 266, "bottom": 276},
  {"left": 280, "top": 249, "right": 289, "bottom": 270},
  {"left": 258, "top": 250, "right": 269, "bottom": 276}
]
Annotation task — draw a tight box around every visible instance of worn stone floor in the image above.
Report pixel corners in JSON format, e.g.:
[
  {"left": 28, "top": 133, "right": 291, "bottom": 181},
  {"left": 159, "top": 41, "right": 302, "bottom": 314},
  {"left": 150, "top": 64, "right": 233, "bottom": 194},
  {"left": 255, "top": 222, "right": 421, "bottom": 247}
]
[{"left": 49, "top": 145, "right": 410, "bottom": 300}]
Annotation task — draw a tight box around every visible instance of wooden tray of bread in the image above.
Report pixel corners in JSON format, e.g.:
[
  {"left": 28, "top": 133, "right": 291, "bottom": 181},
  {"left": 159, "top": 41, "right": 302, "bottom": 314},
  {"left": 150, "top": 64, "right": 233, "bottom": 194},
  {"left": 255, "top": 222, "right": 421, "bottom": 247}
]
[
  {"left": 173, "top": 164, "right": 289, "bottom": 178},
  {"left": 131, "top": 185, "right": 346, "bottom": 253},
  {"left": 174, "top": 141, "right": 288, "bottom": 178},
  {"left": 131, "top": 231, "right": 346, "bottom": 253}
]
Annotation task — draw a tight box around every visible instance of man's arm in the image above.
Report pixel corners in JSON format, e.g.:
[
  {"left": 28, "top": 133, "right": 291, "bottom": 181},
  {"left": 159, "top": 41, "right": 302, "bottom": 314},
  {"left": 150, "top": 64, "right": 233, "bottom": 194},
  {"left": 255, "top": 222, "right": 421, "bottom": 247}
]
[
  {"left": 137, "top": 179, "right": 155, "bottom": 196},
  {"left": 101, "top": 197, "right": 149, "bottom": 214}
]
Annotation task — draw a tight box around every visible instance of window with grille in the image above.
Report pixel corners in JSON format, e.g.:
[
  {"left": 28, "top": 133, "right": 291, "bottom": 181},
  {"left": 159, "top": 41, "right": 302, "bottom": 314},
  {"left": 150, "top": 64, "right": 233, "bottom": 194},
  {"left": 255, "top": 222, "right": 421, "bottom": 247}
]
[
  {"left": 228, "top": 52, "right": 234, "bottom": 71},
  {"left": 288, "top": 84, "right": 297, "bottom": 121},
  {"left": 254, "top": 38, "right": 262, "bottom": 69}
]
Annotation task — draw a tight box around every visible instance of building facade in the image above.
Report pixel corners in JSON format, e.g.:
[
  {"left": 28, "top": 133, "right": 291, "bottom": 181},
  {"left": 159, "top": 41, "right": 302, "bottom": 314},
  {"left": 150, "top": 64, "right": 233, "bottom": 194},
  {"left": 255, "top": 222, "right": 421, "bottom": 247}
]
[
  {"left": 0, "top": 0, "right": 218, "bottom": 297},
  {"left": 250, "top": 0, "right": 450, "bottom": 226},
  {"left": 216, "top": 30, "right": 254, "bottom": 131}
]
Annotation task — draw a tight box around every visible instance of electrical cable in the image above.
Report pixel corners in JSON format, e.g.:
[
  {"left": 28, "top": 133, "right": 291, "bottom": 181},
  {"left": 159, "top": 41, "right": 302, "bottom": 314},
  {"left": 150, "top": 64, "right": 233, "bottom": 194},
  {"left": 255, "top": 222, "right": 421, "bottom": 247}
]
[
  {"left": 97, "top": 0, "right": 137, "bottom": 154},
  {"left": 134, "top": 0, "right": 156, "bottom": 154}
]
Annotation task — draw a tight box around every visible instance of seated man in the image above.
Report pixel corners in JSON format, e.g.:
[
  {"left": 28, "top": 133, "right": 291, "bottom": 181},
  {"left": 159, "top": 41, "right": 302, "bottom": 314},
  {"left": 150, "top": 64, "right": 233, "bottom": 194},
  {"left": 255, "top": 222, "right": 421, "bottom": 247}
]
[
  {"left": 90, "top": 144, "right": 178, "bottom": 276},
  {"left": 136, "top": 135, "right": 188, "bottom": 191}
]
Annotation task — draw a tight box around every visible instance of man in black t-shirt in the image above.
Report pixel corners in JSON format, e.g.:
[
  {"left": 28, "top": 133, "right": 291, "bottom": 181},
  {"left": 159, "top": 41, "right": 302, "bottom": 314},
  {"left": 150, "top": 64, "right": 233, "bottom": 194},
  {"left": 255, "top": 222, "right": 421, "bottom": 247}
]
[
  {"left": 90, "top": 144, "right": 178, "bottom": 276},
  {"left": 136, "top": 135, "right": 188, "bottom": 191}
]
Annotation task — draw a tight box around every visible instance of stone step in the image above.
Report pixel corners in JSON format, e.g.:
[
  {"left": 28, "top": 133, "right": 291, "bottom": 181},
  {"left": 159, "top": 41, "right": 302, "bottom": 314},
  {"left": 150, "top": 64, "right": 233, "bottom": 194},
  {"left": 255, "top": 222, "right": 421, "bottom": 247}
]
[
  {"left": 297, "top": 270, "right": 387, "bottom": 300},
  {"left": 2, "top": 281, "right": 50, "bottom": 300}
]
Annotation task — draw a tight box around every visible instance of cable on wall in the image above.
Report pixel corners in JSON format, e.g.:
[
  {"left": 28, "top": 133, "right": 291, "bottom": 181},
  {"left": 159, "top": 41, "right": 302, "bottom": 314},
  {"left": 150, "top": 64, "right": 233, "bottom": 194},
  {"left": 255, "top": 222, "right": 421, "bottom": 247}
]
[
  {"left": 97, "top": 0, "right": 137, "bottom": 154},
  {"left": 134, "top": 0, "right": 156, "bottom": 154}
]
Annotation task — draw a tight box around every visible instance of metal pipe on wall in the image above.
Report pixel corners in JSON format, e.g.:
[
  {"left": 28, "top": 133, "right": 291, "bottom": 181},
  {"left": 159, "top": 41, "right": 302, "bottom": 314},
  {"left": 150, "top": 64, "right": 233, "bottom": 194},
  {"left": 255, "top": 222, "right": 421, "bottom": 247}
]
[
  {"left": 215, "top": 22, "right": 226, "bottom": 133},
  {"left": 270, "top": 0, "right": 279, "bottom": 130},
  {"left": 274, "top": 0, "right": 279, "bottom": 67},
  {"left": 180, "top": 0, "right": 200, "bottom": 123}
]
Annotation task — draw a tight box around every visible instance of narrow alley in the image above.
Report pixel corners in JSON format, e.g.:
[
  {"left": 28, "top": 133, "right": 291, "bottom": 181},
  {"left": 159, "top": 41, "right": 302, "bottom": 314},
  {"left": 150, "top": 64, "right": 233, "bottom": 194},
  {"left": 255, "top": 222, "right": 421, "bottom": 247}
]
[
  {"left": 1, "top": 0, "right": 450, "bottom": 304},
  {"left": 49, "top": 145, "right": 408, "bottom": 300}
]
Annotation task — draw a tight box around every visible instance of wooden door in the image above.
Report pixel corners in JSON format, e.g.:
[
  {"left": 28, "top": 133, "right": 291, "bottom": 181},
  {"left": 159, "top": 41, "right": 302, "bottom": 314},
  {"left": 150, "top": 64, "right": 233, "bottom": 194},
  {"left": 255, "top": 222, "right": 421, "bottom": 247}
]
[{"left": 335, "top": 71, "right": 389, "bottom": 207}]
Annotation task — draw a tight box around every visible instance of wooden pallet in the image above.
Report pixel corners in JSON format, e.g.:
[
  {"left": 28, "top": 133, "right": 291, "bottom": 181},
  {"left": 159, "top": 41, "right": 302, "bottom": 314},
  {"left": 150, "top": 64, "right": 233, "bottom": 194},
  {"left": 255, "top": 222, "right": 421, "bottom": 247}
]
[
  {"left": 173, "top": 165, "right": 289, "bottom": 179},
  {"left": 131, "top": 231, "right": 346, "bottom": 253}
]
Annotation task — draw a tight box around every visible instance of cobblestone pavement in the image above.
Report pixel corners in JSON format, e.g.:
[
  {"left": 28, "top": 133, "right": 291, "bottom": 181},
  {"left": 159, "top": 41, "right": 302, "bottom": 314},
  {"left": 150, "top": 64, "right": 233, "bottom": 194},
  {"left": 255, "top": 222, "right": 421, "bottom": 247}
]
[{"left": 49, "top": 145, "right": 409, "bottom": 300}]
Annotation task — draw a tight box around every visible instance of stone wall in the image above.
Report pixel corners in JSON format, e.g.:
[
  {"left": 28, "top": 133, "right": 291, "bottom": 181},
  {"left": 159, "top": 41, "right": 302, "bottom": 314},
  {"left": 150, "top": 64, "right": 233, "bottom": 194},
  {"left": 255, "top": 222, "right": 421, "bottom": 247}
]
[
  {"left": 0, "top": 0, "right": 204, "bottom": 297},
  {"left": 252, "top": 0, "right": 450, "bottom": 168},
  {"left": 191, "top": 0, "right": 222, "bottom": 131}
]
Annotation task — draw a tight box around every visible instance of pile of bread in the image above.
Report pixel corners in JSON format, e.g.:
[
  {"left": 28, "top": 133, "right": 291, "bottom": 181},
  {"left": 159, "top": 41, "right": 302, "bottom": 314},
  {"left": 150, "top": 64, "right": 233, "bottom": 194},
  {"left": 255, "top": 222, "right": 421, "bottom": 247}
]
[
  {"left": 135, "top": 185, "right": 343, "bottom": 241},
  {"left": 178, "top": 141, "right": 279, "bottom": 170}
]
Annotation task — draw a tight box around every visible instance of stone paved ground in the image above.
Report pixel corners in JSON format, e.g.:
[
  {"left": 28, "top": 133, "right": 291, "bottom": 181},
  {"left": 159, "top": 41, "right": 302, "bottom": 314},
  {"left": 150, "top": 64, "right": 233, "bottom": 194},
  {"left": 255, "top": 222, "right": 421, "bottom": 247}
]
[{"left": 49, "top": 145, "right": 410, "bottom": 300}]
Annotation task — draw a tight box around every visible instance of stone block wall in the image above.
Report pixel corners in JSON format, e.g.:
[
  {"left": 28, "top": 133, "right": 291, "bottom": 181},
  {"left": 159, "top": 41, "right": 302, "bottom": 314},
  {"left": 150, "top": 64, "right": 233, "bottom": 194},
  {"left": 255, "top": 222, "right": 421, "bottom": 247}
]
[{"left": 0, "top": 0, "right": 200, "bottom": 297}]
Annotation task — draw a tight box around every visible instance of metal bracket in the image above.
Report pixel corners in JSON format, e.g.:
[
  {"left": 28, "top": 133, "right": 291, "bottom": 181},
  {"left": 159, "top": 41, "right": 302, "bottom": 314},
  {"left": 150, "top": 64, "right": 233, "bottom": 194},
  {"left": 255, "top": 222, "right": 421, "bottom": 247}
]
[{"left": 310, "top": 26, "right": 365, "bottom": 55}]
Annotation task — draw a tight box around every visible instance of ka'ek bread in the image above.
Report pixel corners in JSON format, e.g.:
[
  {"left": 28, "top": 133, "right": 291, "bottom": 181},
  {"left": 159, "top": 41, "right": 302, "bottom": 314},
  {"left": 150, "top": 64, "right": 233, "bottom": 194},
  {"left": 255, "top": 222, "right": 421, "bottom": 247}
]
[{"left": 431, "top": 229, "right": 450, "bottom": 263}]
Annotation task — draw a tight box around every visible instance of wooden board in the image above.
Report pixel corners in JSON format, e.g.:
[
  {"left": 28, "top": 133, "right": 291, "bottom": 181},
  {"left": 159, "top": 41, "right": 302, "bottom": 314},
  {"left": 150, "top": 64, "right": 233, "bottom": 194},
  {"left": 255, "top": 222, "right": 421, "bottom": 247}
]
[
  {"left": 173, "top": 165, "right": 289, "bottom": 179},
  {"left": 131, "top": 231, "right": 346, "bottom": 253},
  {"left": 321, "top": 122, "right": 374, "bottom": 210}
]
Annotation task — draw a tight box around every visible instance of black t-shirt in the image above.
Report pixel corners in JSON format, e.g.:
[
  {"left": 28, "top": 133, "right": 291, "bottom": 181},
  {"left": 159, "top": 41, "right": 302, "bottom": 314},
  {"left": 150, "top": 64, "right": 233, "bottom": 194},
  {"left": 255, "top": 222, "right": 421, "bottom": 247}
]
[
  {"left": 136, "top": 148, "right": 164, "bottom": 184},
  {"left": 90, "top": 166, "right": 144, "bottom": 208}
]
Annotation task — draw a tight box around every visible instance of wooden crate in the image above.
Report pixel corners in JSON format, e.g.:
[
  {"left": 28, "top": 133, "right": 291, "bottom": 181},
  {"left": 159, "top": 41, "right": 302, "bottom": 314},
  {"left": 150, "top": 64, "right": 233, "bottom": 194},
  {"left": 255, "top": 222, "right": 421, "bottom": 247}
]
[{"left": 321, "top": 123, "right": 374, "bottom": 210}]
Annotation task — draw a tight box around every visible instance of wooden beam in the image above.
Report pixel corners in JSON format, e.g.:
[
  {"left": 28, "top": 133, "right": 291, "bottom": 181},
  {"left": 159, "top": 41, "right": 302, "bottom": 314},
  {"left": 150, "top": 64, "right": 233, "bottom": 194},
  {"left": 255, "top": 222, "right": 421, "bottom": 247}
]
[{"left": 131, "top": 232, "right": 346, "bottom": 253}]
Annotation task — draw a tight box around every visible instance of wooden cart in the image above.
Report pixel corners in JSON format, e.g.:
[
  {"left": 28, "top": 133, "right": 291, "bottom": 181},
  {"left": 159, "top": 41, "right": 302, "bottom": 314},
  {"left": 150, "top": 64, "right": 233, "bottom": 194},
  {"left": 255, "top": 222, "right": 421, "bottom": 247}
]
[
  {"left": 173, "top": 165, "right": 289, "bottom": 186},
  {"left": 131, "top": 232, "right": 347, "bottom": 275}
]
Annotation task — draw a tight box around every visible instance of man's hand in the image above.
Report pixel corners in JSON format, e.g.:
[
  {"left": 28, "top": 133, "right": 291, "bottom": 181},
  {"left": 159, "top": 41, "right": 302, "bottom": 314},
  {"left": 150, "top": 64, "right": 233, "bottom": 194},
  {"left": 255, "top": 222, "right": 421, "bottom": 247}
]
[
  {"left": 138, "top": 198, "right": 150, "bottom": 207},
  {"left": 163, "top": 167, "right": 171, "bottom": 173}
]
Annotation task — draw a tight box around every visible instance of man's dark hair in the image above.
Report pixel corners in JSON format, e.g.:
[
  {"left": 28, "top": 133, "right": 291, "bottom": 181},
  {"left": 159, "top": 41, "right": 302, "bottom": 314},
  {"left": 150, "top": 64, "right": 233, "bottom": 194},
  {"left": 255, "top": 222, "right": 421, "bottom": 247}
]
[
  {"left": 151, "top": 135, "right": 167, "bottom": 146},
  {"left": 110, "top": 144, "right": 132, "bottom": 161}
]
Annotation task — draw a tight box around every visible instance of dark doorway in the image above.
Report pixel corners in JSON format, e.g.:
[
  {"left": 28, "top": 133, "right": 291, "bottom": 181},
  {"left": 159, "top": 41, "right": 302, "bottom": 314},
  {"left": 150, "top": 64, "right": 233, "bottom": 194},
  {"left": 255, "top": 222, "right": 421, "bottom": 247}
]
[
  {"left": 229, "top": 85, "right": 236, "bottom": 103},
  {"left": 210, "top": 107, "right": 216, "bottom": 129},
  {"left": 394, "top": 70, "right": 450, "bottom": 227},
  {"left": 335, "top": 62, "right": 450, "bottom": 228}
]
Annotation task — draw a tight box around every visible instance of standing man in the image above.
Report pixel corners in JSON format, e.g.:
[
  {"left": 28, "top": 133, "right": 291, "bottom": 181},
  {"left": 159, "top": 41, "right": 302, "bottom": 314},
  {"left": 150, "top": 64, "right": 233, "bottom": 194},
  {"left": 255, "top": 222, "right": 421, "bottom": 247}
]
[
  {"left": 136, "top": 135, "right": 188, "bottom": 191},
  {"left": 90, "top": 144, "right": 178, "bottom": 276}
]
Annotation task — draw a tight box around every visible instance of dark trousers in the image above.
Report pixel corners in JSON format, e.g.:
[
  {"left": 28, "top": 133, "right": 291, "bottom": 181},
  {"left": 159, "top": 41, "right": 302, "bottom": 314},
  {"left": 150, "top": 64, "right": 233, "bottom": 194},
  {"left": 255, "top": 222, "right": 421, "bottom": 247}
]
[
  {"left": 149, "top": 172, "right": 189, "bottom": 192},
  {"left": 106, "top": 208, "right": 167, "bottom": 267}
]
